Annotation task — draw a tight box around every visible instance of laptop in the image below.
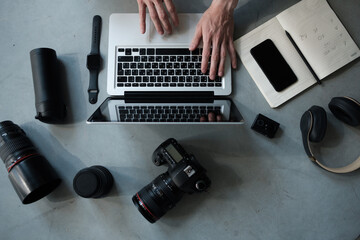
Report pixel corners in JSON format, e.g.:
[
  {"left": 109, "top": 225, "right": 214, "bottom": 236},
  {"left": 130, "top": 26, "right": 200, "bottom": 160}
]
[{"left": 87, "top": 14, "right": 244, "bottom": 124}]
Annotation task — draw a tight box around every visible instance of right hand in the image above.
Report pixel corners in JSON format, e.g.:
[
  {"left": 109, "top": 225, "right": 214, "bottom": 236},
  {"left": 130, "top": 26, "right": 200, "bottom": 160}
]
[{"left": 137, "top": 0, "right": 179, "bottom": 35}]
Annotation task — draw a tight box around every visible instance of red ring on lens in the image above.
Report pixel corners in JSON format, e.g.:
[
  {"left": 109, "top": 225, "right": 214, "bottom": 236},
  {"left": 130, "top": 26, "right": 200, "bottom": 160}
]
[
  {"left": 136, "top": 193, "right": 158, "bottom": 221},
  {"left": 7, "top": 153, "right": 40, "bottom": 172}
]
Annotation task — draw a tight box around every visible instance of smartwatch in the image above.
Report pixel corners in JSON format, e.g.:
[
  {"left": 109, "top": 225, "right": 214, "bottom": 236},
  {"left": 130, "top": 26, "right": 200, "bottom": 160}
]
[{"left": 86, "top": 15, "right": 102, "bottom": 104}]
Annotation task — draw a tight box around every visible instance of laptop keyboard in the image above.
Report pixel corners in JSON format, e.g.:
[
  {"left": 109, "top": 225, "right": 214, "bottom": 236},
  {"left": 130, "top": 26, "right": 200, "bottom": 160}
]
[
  {"left": 116, "top": 47, "right": 223, "bottom": 88},
  {"left": 117, "top": 105, "right": 222, "bottom": 122}
]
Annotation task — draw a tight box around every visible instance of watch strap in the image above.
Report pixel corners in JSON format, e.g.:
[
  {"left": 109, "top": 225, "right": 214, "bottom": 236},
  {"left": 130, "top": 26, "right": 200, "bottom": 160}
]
[
  {"left": 88, "top": 70, "right": 99, "bottom": 104},
  {"left": 91, "top": 15, "right": 101, "bottom": 54}
]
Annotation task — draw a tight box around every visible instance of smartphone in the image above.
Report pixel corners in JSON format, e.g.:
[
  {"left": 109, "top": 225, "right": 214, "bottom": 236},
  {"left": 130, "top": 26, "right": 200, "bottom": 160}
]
[{"left": 250, "top": 39, "right": 297, "bottom": 92}]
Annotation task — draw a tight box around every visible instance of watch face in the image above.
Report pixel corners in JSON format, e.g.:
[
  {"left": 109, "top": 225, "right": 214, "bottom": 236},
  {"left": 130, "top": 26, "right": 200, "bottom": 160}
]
[{"left": 87, "top": 54, "right": 101, "bottom": 70}]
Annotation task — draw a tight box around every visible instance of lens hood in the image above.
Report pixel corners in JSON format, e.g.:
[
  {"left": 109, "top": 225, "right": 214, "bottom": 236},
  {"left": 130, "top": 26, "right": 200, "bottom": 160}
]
[{"left": 8, "top": 155, "right": 61, "bottom": 204}]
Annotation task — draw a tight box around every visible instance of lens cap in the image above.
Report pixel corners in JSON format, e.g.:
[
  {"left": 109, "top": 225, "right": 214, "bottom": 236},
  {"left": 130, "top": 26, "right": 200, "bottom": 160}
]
[{"left": 73, "top": 166, "right": 113, "bottom": 198}]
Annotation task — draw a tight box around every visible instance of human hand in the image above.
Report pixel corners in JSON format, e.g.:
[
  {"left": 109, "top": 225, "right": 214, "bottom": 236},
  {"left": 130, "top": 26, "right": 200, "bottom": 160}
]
[
  {"left": 137, "top": 0, "right": 179, "bottom": 35},
  {"left": 200, "top": 112, "right": 224, "bottom": 122},
  {"left": 189, "top": 0, "right": 238, "bottom": 80}
]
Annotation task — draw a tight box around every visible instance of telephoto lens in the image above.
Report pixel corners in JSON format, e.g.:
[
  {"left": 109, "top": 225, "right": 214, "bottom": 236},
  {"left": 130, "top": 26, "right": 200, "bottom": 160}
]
[
  {"left": 0, "top": 121, "right": 61, "bottom": 204},
  {"left": 132, "top": 173, "right": 184, "bottom": 223}
]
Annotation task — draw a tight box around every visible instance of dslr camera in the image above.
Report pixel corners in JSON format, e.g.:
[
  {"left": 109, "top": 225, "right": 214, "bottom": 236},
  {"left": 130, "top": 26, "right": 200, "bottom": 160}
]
[{"left": 132, "top": 138, "right": 211, "bottom": 223}]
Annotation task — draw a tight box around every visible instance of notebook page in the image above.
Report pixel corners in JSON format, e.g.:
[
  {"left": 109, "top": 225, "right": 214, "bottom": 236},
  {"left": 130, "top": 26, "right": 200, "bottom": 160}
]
[
  {"left": 235, "top": 18, "right": 317, "bottom": 108},
  {"left": 277, "top": 0, "right": 360, "bottom": 79}
]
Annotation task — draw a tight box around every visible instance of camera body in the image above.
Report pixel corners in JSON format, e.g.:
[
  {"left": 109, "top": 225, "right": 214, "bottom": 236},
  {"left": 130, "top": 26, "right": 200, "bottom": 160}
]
[
  {"left": 152, "top": 138, "right": 210, "bottom": 193},
  {"left": 132, "top": 138, "right": 211, "bottom": 223}
]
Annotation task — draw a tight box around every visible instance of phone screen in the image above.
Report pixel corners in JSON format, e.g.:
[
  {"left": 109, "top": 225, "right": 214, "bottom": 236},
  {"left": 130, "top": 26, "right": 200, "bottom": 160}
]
[{"left": 250, "top": 39, "right": 297, "bottom": 92}]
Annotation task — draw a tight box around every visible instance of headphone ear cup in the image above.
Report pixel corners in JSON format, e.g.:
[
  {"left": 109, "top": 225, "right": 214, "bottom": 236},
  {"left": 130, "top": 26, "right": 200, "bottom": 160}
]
[
  {"left": 329, "top": 97, "right": 360, "bottom": 127},
  {"left": 307, "top": 106, "right": 327, "bottom": 142}
]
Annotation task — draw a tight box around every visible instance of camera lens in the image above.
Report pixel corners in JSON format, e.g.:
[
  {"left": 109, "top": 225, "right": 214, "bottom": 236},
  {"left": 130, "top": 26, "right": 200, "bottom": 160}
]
[
  {"left": 132, "top": 173, "right": 184, "bottom": 223},
  {"left": 0, "top": 121, "right": 61, "bottom": 204}
]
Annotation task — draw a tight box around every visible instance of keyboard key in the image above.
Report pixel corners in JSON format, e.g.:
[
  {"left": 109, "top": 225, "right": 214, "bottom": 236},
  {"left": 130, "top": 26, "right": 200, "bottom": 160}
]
[
  {"left": 125, "top": 48, "right": 131, "bottom": 55},
  {"left": 118, "top": 48, "right": 125, "bottom": 52},
  {"left": 147, "top": 48, "right": 155, "bottom": 55},
  {"left": 133, "top": 48, "right": 139, "bottom": 52},
  {"left": 140, "top": 48, "right": 146, "bottom": 55},
  {"left": 132, "top": 70, "right": 138, "bottom": 75},
  {"left": 156, "top": 48, "right": 191, "bottom": 55},
  {"left": 118, "top": 56, "right": 133, "bottom": 62}
]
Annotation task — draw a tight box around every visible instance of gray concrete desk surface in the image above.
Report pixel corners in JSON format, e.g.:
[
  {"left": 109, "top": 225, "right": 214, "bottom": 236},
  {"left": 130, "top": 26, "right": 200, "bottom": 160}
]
[{"left": 0, "top": 0, "right": 359, "bottom": 239}]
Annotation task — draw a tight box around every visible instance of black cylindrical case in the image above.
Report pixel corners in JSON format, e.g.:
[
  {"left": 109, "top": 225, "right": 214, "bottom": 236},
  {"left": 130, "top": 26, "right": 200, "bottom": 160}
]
[{"left": 30, "top": 48, "right": 66, "bottom": 123}]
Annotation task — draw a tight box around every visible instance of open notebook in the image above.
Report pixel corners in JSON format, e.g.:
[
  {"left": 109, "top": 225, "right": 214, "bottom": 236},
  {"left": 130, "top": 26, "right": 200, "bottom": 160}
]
[{"left": 235, "top": 0, "right": 360, "bottom": 108}]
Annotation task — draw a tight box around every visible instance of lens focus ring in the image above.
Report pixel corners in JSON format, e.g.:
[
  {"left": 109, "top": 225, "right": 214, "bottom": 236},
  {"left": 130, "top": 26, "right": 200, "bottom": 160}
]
[{"left": 0, "top": 137, "right": 35, "bottom": 167}]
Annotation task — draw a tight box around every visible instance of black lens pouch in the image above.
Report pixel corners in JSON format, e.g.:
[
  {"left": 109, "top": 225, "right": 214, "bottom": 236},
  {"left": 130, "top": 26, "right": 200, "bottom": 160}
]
[{"left": 30, "top": 48, "right": 67, "bottom": 124}]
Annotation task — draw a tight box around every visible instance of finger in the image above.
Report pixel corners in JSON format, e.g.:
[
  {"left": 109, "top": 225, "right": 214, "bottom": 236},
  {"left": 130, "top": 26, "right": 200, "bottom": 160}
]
[
  {"left": 201, "top": 37, "right": 211, "bottom": 74},
  {"left": 208, "top": 112, "right": 216, "bottom": 122},
  {"left": 216, "top": 114, "right": 223, "bottom": 122},
  {"left": 164, "top": 0, "right": 179, "bottom": 27},
  {"left": 209, "top": 37, "right": 221, "bottom": 80},
  {"left": 147, "top": 2, "right": 164, "bottom": 35},
  {"left": 137, "top": 0, "right": 146, "bottom": 34},
  {"left": 228, "top": 39, "right": 237, "bottom": 69},
  {"left": 189, "top": 25, "right": 202, "bottom": 51},
  {"left": 218, "top": 42, "right": 227, "bottom": 77},
  {"left": 200, "top": 116, "right": 207, "bottom": 122},
  {"left": 153, "top": 0, "right": 172, "bottom": 34}
]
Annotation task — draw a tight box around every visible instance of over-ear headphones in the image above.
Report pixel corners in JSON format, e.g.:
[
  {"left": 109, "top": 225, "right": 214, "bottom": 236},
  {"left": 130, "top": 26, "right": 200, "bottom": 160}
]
[{"left": 300, "top": 96, "right": 360, "bottom": 174}]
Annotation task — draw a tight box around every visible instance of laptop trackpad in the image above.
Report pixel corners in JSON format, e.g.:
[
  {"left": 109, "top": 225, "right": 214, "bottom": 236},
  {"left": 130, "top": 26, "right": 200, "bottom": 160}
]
[{"left": 148, "top": 13, "right": 202, "bottom": 44}]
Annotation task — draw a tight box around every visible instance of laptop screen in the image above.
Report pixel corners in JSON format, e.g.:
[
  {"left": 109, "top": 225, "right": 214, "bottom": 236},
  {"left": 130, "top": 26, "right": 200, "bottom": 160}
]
[{"left": 87, "top": 97, "right": 244, "bottom": 124}]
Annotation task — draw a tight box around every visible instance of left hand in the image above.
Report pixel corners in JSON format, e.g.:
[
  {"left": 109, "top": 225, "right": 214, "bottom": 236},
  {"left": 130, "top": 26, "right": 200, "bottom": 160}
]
[{"left": 189, "top": 0, "right": 238, "bottom": 80}]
